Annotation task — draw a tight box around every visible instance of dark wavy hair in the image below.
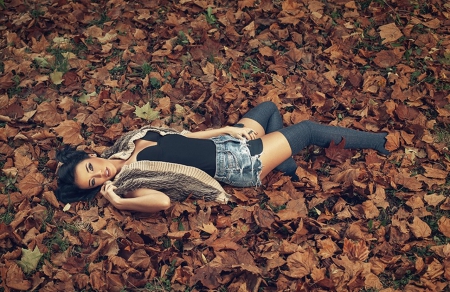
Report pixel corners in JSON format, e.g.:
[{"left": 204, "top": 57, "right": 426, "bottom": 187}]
[{"left": 55, "top": 147, "right": 101, "bottom": 204}]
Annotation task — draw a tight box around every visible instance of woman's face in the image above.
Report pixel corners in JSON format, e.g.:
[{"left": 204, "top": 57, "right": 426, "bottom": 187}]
[{"left": 74, "top": 156, "right": 118, "bottom": 189}]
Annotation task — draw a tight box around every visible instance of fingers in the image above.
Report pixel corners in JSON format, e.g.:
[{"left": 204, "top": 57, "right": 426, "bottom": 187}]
[
  {"left": 247, "top": 129, "right": 257, "bottom": 140},
  {"left": 243, "top": 128, "right": 257, "bottom": 140},
  {"left": 100, "top": 183, "right": 117, "bottom": 196},
  {"left": 229, "top": 127, "right": 258, "bottom": 140}
]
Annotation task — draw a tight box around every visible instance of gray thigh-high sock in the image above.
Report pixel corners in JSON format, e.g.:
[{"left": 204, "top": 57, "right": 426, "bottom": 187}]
[
  {"left": 278, "top": 120, "right": 390, "bottom": 155},
  {"left": 241, "top": 101, "right": 298, "bottom": 176}
]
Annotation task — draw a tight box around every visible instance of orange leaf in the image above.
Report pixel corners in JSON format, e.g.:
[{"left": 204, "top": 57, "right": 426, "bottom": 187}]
[
  {"left": 5, "top": 262, "right": 32, "bottom": 290},
  {"left": 373, "top": 50, "right": 402, "bottom": 68},
  {"left": 343, "top": 238, "right": 370, "bottom": 261},
  {"left": 128, "top": 249, "right": 151, "bottom": 269},
  {"left": 283, "top": 248, "right": 318, "bottom": 278},
  {"left": 438, "top": 217, "right": 450, "bottom": 237},
  {"left": 409, "top": 216, "right": 431, "bottom": 238},
  {"left": 424, "top": 193, "right": 446, "bottom": 207},
  {"left": 379, "top": 23, "right": 403, "bottom": 44},
  {"left": 317, "top": 237, "right": 340, "bottom": 259},
  {"left": 18, "top": 172, "right": 44, "bottom": 197},
  {"left": 422, "top": 165, "right": 448, "bottom": 179},
  {"left": 362, "top": 200, "right": 380, "bottom": 219},
  {"left": 33, "top": 102, "right": 63, "bottom": 126},
  {"left": 54, "top": 120, "right": 84, "bottom": 145}
]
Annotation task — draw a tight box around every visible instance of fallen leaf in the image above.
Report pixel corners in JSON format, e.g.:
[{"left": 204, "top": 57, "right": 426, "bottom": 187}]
[
  {"left": 5, "top": 262, "right": 32, "bottom": 291},
  {"left": 134, "top": 102, "right": 160, "bottom": 121},
  {"left": 17, "top": 247, "right": 43, "bottom": 274},
  {"left": 18, "top": 172, "right": 45, "bottom": 197},
  {"left": 409, "top": 216, "right": 431, "bottom": 238},
  {"left": 438, "top": 217, "right": 450, "bottom": 237},
  {"left": 50, "top": 71, "right": 64, "bottom": 85},
  {"left": 283, "top": 248, "right": 318, "bottom": 278},
  {"left": 379, "top": 23, "right": 403, "bottom": 44},
  {"left": 53, "top": 120, "right": 84, "bottom": 145},
  {"left": 343, "top": 238, "right": 370, "bottom": 261},
  {"left": 424, "top": 194, "right": 446, "bottom": 207}
]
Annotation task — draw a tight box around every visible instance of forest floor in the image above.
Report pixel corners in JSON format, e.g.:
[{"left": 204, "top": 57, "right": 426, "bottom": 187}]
[{"left": 1, "top": 0, "right": 450, "bottom": 291}]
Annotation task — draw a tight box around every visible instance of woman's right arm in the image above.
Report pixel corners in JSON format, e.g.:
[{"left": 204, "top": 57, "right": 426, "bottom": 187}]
[
  {"left": 100, "top": 184, "right": 171, "bottom": 212},
  {"left": 184, "top": 126, "right": 257, "bottom": 140}
]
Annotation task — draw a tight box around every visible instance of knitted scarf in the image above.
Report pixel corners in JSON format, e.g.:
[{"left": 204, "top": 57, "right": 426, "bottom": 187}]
[{"left": 101, "top": 126, "right": 230, "bottom": 203}]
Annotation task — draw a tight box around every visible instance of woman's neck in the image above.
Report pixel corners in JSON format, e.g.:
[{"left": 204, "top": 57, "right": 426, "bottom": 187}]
[{"left": 110, "top": 158, "right": 127, "bottom": 172}]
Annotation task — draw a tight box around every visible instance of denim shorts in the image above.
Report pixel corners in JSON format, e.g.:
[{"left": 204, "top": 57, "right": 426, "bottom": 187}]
[{"left": 211, "top": 135, "right": 262, "bottom": 187}]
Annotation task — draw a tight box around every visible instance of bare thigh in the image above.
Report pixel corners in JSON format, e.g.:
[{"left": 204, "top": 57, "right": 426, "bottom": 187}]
[{"left": 259, "top": 132, "right": 292, "bottom": 178}]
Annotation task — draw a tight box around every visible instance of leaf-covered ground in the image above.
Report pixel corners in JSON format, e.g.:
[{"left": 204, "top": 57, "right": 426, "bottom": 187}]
[{"left": 1, "top": 0, "right": 450, "bottom": 291}]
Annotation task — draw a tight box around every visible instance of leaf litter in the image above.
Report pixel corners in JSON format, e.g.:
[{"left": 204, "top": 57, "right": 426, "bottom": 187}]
[{"left": 1, "top": 0, "right": 450, "bottom": 291}]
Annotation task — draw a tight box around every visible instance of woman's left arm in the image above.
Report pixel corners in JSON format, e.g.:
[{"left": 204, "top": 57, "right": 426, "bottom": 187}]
[
  {"left": 100, "top": 184, "right": 171, "bottom": 212},
  {"left": 184, "top": 126, "right": 257, "bottom": 140}
]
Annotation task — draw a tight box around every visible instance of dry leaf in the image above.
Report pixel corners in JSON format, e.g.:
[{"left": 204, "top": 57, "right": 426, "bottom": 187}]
[
  {"left": 438, "top": 217, "right": 450, "bottom": 237},
  {"left": 379, "top": 23, "right": 403, "bottom": 44},
  {"left": 53, "top": 120, "right": 84, "bottom": 145},
  {"left": 409, "top": 216, "right": 432, "bottom": 238},
  {"left": 343, "top": 238, "right": 370, "bottom": 261}
]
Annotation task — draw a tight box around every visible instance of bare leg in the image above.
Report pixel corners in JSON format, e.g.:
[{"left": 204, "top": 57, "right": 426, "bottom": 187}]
[
  {"left": 259, "top": 132, "right": 292, "bottom": 179},
  {"left": 235, "top": 101, "right": 298, "bottom": 176}
]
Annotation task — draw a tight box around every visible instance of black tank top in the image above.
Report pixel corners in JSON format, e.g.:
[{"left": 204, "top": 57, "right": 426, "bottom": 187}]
[
  {"left": 136, "top": 131, "right": 264, "bottom": 177},
  {"left": 136, "top": 132, "right": 217, "bottom": 176}
]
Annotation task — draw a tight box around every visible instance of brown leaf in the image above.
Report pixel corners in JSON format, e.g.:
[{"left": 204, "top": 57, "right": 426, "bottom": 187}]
[
  {"left": 33, "top": 102, "right": 63, "bottom": 126},
  {"left": 424, "top": 193, "right": 446, "bottom": 207},
  {"left": 385, "top": 131, "right": 400, "bottom": 151},
  {"left": 422, "top": 165, "right": 448, "bottom": 179},
  {"left": 361, "top": 200, "right": 380, "bottom": 219},
  {"left": 232, "top": 189, "right": 250, "bottom": 202},
  {"left": 200, "top": 223, "right": 217, "bottom": 234},
  {"left": 42, "top": 191, "right": 60, "bottom": 208},
  {"left": 277, "top": 198, "right": 308, "bottom": 221},
  {"left": 128, "top": 249, "right": 150, "bottom": 269},
  {"left": 373, "top": 50, "right": 402, "bottom": 68},
  {"left": 103, "top": 123, "right": 123, "bottom": 140},
  {"left": 343, "top": 238, "right": 370, "bottom": 261},
  {"left": 253, "top": 206, "right": 275, "bottom": 228},
  {"left": 78, "top": 208, "right": 100, "bottom": 223},
  {"left": 5, "top": 262, "right": 32, "bottom": 290},
  {"left": 325, "top": 138, "right": 353, "bottom": 163},
  {"left": 18, "top": 172, "right": 45, "bottom": 197},
  {"left": 317, "top": 237, "right": 340, "bottom": 259},
  {"left": 265, "top": 190, "right": 290, "bottom": 207},
  {"left": 379, "top": 23, "right": 403, "bottom": 44},
  {"left": 53, "top": 120, "right": 84, "bottom": 145},
  {"left": 438, "top": 217, "right": 450, "bottom": 238},
  {"left": 409, "top": 216, "right": 431, "bottom": 238},
  {"left": 283, "top": 248, "right": 318, "bottom": 278},
  {"left": 364, "top": 273, "right": 383, "bottom": 290},
  {"left": 190, "top": 261, "right": 222, "bottom": 289},
  {"left": 406, "top": 196, "right": 424, "bottom": 210},
  {"left": 423, "top": 258, "right": 444, "bottom": 280}
]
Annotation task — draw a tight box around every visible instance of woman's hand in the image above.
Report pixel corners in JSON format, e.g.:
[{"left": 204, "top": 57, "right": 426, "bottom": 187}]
[
  {"left": 226, "top": 126, "right": 258, "bottom": 140},
  {"left": 100, "top": 182, "right": 121, "bottom": 206}
]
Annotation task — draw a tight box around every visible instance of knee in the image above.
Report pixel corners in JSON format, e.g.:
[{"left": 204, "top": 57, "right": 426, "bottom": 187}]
[
  {"left": 259, "top": 101, "right": 278, "bottom": 112},
  {"left": 298, "top": 120, "right": 314, "bottom": 129}
]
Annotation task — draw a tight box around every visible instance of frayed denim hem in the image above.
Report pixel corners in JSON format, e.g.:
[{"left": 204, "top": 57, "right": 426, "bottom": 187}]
[{"left": 211, "top": 135, "right": 262, "bottom": 187}]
